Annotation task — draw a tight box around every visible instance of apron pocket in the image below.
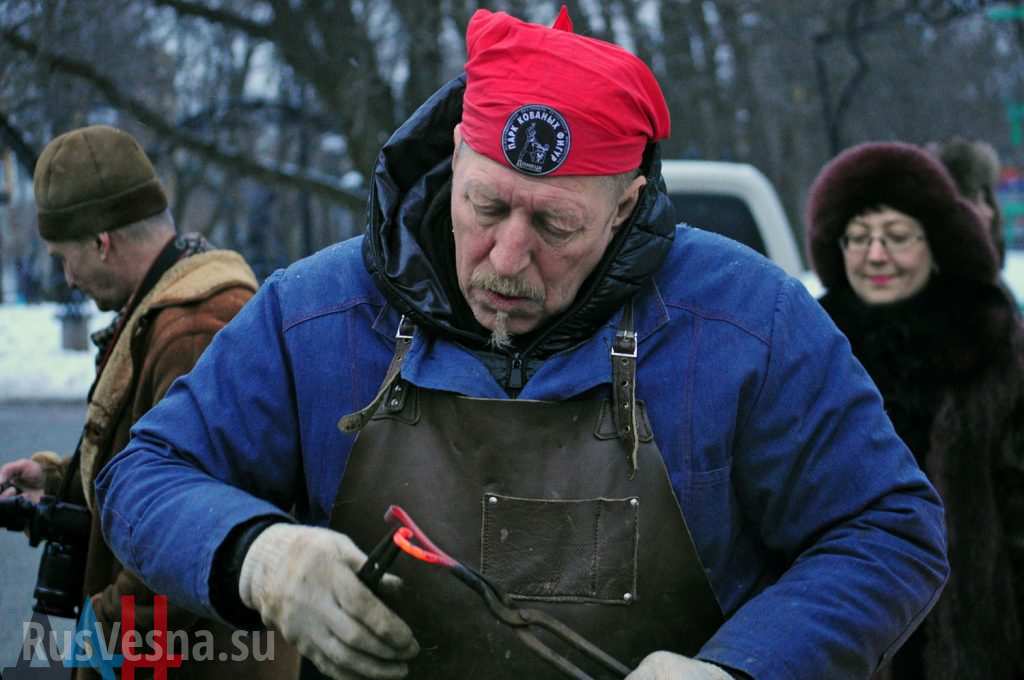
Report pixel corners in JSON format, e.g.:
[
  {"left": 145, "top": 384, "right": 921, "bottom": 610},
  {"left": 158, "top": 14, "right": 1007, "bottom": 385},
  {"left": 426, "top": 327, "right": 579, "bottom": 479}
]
[{"left": 481, "top": 494, "right": 639, "bottom": 604}]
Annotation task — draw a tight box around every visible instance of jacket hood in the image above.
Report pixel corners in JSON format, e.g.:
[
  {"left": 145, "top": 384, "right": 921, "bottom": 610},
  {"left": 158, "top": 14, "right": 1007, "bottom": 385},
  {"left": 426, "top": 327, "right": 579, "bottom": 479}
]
[
  {"left": 361, "top": 74, "right": 677, "bottom": 356},
  {"left": 147, "top": 250, "right": 258, "bottom": 311}
]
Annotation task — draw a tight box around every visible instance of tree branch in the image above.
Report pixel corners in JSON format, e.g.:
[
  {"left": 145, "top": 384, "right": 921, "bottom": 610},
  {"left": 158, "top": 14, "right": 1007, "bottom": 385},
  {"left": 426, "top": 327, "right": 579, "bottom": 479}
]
[
  {"left": 0, "top": 108, "right": 38, "bottom": 174},
  {"left": 2, "top": 28, "right": 366, "bottom": 211},
  {"left": 150, "top": 0, "right": 273, "bottom": 40}
]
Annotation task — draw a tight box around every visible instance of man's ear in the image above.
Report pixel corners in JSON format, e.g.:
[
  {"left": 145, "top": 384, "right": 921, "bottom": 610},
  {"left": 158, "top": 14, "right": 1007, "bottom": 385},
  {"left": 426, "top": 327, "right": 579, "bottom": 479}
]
[
  {"left": 612, "top": 176, "right": 648, "bottom": 230},
  {"left": 96, "top": 232, "right": 112, "bottom": 261}
]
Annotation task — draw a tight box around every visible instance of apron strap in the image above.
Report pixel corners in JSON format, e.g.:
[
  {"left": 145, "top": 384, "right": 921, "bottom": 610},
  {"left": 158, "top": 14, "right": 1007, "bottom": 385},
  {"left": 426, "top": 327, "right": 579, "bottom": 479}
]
[
  {"left": 611, "top": 300, "right": 640, "bottom": 477},
  {"left": 338, "top": 315, "right": 416, "bottom": 433}
]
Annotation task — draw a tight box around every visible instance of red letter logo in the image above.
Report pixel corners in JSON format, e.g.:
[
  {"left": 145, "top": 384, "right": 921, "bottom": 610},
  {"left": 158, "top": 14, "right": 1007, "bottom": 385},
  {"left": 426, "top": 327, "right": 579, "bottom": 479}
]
[{"left": 120, "top": 595, "right": 183, "bottom": 680}]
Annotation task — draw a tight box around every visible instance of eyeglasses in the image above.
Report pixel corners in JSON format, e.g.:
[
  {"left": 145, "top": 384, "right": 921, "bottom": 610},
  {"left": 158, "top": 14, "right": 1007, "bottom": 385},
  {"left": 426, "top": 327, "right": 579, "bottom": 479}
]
[{"left": 838, "top": 232, "right": 925, "bottom": 255}]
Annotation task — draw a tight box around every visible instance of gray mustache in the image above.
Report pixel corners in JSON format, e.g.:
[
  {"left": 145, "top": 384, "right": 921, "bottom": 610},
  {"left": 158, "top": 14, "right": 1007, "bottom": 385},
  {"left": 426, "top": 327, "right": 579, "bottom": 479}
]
[{"left": 471, "top": 272, "right": 545, "bottom": 302}]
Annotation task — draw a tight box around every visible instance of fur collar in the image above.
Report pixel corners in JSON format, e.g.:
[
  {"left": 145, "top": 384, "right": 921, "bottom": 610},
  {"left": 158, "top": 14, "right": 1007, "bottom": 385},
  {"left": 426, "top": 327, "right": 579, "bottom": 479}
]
[{"left": 820, "top": 277, "right": 1015, "bottom": 387}]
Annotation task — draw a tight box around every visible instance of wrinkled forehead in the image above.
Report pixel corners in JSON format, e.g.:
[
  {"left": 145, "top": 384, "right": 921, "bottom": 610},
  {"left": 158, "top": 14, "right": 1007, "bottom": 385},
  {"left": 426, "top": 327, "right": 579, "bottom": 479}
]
[{"left": 455, "top": 142, "right": 609, "bottom": 206}]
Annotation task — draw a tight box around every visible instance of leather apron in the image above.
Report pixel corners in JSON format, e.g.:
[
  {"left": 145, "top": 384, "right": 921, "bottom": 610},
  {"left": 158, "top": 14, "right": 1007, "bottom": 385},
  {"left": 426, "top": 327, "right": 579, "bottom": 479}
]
[{"left": 328, "top": 308, "right": 723, "bottom": 678}]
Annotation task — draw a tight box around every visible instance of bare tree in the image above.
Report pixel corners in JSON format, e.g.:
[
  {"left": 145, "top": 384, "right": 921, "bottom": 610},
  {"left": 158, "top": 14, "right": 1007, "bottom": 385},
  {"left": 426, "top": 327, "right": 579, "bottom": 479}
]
[{"left": 1, "top": 0, "right": 1022, "bottom": 297}]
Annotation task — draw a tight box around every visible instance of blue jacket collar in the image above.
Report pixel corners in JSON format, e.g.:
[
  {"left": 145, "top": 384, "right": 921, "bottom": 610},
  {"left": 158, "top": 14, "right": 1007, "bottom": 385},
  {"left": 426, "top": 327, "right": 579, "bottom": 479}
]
[{"left": 373, "top": 280, "right": 670, "bottom": 401}]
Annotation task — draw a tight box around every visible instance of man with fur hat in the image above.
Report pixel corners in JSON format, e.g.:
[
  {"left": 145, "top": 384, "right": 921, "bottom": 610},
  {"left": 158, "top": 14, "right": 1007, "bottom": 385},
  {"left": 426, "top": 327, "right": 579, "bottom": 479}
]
[
  {"left": 926, "top": 136, "right": 1006, "bottom": 267},
  {"left": 96, "top": 9, "right": 947, "bottom": 680},
  {"left": 0, "top": 125, "right": 298, "bottom": 679}
]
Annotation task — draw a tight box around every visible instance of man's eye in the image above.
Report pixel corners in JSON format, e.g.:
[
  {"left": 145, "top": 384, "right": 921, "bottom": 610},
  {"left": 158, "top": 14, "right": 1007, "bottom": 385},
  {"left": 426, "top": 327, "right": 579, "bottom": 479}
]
[
  {"left": 846, "top": 234, "right": 869, "bottom": 247},
  {"left": 473, "top": 204, "right": 505, "bottom": 220},
  {"left": 886, "top": 233, "right": 912, "bottom": 245},
  {"left": 537, "top": 220, "right": 574, "bottom": 241}
]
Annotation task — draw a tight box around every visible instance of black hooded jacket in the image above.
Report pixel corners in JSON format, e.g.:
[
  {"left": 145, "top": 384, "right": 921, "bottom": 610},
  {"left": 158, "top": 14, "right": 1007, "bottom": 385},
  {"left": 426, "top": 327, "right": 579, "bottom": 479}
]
[{"left": 360, "top": 74, "right": 678, "bottom": 392}]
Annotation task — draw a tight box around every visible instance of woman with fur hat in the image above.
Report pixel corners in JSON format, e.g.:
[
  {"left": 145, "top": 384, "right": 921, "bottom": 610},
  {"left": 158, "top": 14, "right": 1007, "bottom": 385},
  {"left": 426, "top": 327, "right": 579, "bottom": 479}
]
[{"left": 806, "top": 141, "right": 1024, "bottom": 680}]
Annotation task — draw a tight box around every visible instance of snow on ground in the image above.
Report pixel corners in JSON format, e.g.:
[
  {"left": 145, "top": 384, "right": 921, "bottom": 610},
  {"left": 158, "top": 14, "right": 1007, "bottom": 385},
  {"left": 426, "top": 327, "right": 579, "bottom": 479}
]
[{"left": 0, "top": 303, "right": 115, "bottom": 402}]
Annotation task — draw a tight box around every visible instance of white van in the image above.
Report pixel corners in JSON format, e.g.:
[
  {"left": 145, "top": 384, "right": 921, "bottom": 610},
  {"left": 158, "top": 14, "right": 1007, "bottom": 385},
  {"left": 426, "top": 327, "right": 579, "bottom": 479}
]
[{"left": 661, "top": 160, "right": 813, "bottom": 298}]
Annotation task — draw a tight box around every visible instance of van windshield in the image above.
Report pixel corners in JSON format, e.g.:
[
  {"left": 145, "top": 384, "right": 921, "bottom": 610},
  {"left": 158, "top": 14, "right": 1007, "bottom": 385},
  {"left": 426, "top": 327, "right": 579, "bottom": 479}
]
[{"left": 668, "top": 193, "right": 767, "bottom": 256}]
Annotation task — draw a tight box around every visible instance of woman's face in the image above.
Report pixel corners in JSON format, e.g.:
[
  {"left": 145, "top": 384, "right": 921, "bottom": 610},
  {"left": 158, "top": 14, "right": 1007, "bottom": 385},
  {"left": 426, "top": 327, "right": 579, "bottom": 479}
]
[{"left": 841, "top": 206, "right": 935, "bottom": 305}]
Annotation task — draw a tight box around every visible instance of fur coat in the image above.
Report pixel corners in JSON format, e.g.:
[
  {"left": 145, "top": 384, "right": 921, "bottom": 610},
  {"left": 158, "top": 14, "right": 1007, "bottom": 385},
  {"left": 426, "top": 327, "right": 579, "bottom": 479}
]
[{"left": 820, "top": 277, "right": 1024, "bottom": 680}]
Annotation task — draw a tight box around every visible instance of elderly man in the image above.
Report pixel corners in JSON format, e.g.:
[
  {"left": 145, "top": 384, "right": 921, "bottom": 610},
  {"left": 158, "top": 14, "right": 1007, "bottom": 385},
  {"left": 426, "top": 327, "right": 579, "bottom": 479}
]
[
  {"left": 0, "top": 125, "right": 297, "bottom": 679},
  {"left": 95, "top": 10, "right": 947, "bottom": 680}
]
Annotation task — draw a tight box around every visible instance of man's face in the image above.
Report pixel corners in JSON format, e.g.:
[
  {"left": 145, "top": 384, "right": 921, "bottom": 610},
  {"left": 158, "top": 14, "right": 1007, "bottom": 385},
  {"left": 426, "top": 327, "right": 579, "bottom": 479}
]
[
  {"left": 45, "top": 236, "right": 126, "bottom": 311},
  {"left": 451, "top": 138, "right": 635, "bottom": 341}
]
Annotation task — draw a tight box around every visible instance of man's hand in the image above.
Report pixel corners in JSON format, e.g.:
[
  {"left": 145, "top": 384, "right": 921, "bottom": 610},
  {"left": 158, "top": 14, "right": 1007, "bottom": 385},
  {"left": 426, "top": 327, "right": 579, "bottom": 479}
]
[
  {"left": 239, "top": 523, "right": 418, "bottom": 679},
  {"left": 0, "top": 458, "right": 46, "bottom": 502},
  {"left": 626, "top": 651, "right": 735, "bottom": 680}
]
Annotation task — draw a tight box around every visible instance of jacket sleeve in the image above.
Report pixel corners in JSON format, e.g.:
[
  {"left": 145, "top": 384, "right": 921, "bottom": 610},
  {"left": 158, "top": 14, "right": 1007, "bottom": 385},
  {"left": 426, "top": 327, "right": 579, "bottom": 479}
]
[
  {"left": 696, "top": 278, "right": 950, "bottom": 680},
  {"left": 95, "top": 273, "right": 298, "bottom": 621},
  {"left": 92, "top": 569, "right": 200, "bottom": 634}
]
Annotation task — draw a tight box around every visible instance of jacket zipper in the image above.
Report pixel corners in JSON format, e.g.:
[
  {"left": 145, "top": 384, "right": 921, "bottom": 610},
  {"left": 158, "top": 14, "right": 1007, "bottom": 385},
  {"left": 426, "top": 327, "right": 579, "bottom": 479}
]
[{"left": 508, "top": 353, "right": 525, "bottom": 392}]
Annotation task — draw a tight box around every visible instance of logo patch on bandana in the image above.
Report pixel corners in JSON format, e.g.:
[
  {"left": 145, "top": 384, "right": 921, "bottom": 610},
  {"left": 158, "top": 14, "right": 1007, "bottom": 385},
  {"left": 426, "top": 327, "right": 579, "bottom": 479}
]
[{"left": 501, "top": 104, "right": 571, "bottom": 176}]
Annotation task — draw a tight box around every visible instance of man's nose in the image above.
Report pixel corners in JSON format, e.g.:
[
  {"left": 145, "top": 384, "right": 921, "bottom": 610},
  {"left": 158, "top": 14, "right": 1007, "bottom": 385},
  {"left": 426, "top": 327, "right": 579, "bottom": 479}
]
[{"left": 488, "top": 214, "right": 533, "bottom": 276}]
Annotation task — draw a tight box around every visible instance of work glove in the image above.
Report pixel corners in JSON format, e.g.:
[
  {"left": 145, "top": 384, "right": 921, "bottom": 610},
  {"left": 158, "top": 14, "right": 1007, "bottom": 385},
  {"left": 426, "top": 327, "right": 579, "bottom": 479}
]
[
  {"left": 626, "top": 651, "right": 735, "bottom": 680},
  {"left": 239, "top": 523, "right": 419, "bottom": 679}
]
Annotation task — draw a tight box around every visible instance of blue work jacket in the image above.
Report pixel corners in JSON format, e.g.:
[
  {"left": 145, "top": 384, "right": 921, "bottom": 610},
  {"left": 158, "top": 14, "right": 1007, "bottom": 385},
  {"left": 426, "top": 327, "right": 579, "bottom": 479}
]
[{"left": 96, "top": 225, "right": 948, "bottom": 680}]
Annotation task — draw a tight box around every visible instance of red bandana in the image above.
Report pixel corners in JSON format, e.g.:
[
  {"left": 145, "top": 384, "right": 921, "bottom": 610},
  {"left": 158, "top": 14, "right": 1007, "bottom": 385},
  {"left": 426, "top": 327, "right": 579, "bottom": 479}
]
[{"left": 460, "top": 6, "right": 671, "bottom": 177}]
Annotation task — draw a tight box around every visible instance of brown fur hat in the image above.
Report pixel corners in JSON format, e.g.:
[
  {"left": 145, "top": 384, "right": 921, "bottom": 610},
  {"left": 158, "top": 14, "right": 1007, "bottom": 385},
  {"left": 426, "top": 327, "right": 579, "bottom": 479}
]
[
  {"left": 34, "top": 125, "right": 168, "bottom": 242},
  {"left": 805, "top": 141, "right": 998, "bottom": 290}
]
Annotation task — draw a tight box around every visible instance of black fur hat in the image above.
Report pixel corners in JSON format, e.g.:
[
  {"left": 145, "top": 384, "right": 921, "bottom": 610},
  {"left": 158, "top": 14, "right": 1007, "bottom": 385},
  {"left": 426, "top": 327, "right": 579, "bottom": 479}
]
[{"left": 805, "top": 141, "right": 998, "bottom": 290}]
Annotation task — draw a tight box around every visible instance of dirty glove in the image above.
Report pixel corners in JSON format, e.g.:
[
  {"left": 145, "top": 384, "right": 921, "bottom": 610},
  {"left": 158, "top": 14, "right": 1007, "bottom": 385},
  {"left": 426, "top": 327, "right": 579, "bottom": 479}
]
[
  {"left": 239, "top": 523, "right": 419, "bottom": 679},
  {"left": 626, "top": 651, "right": 735, "bottom": 680}
]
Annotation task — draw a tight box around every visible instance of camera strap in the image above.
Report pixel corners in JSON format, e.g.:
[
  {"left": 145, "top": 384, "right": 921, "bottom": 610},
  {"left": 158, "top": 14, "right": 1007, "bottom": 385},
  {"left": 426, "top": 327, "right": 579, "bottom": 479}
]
[{"left": 57, "top": 438, "right": 83, "bottom": 502}]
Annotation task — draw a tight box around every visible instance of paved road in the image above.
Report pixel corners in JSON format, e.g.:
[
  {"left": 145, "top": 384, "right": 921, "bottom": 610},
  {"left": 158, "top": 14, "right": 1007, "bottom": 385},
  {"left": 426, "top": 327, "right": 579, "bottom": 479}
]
[{"left": 0, "top": 402, "right": 86, "bottom": 670}]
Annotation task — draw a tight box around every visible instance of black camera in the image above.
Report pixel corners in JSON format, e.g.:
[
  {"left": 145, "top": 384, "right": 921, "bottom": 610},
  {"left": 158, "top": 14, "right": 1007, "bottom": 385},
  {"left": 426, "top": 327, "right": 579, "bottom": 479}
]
[{"left": 0, "top": 494, "right": 91, "bottom": 618}]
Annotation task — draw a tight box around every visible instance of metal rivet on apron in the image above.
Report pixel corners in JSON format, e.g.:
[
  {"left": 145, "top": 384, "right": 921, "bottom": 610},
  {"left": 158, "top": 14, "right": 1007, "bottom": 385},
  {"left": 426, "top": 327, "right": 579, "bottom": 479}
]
[
  {"left": 394, "top": 384, "right": 403, "bottom": 393},
  {"left": 623, "top": 592, "right": 633, "bottom": 602},
  {"left": 630, "top": 498, "right": 639, "bottom": 507},
  {"left": 389, "top": 398, "right": 400, "bottom": 408},
  {"left": 488, "top": 496, "right": 498, "bottom": 505}
]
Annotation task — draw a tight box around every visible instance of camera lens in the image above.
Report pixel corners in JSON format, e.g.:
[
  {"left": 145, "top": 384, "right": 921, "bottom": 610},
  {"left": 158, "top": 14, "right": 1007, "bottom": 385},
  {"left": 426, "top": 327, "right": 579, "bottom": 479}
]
[{"left": 33, "top": 541, "right": 86, "bottom": 618}]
